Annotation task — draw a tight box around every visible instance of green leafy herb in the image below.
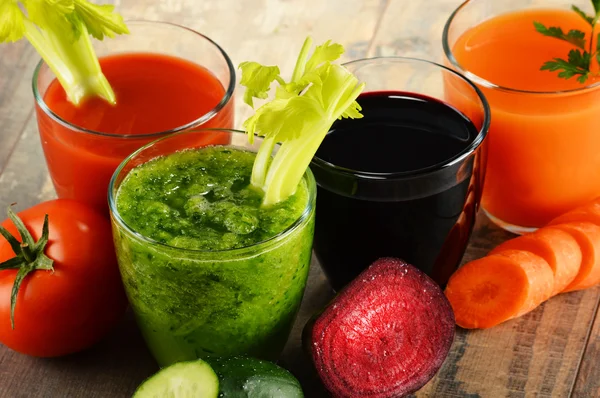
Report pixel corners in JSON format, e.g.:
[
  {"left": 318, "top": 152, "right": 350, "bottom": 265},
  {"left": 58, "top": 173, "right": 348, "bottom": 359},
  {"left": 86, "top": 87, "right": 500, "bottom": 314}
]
[
  {"left": 239, "top": 37, "right": 365, "bottom": 206},
  {"left": 572, "top": 5, "right": 594, "bottom": 24},
  {"left": 535, "top": 1, "right": 600, "bottom": 83},
  {"left": 0, "top": 0, "right": 129, "bottom": 105}
]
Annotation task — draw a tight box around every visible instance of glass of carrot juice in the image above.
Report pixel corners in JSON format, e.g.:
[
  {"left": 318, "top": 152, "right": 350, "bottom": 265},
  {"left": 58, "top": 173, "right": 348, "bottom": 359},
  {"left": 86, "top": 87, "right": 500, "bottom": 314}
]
[
  {"left": 443, "top": 0, "right": 600, "bottom": 233},
  {"left": 33, "top": 21, "right": 235, "bottom": 214}
]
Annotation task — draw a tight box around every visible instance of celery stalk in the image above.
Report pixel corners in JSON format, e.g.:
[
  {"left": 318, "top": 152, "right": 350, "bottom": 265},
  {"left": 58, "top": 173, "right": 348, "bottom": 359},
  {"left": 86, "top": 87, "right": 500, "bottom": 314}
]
[
  {"left": 239, "top": 37, "right": 365, "bottom": 206},
  {"left": 0, "top": 0, "right": 129, "bottom": 105}
]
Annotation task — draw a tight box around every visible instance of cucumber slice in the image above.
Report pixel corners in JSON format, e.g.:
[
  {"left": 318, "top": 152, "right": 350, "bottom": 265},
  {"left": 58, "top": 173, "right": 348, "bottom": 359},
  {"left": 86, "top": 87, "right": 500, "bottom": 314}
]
[
  {"left": 133, "top": 360, "right": 219, "bottom": 398},
  {"left": 208, "top": 356, "right": 304, "bottom": 397}
]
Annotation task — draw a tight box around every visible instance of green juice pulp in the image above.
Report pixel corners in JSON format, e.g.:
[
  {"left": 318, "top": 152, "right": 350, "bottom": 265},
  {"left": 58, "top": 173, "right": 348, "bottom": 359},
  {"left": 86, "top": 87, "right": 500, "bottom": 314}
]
[{"left": 113, "top": 146, "right": 314, "bottom": 366}]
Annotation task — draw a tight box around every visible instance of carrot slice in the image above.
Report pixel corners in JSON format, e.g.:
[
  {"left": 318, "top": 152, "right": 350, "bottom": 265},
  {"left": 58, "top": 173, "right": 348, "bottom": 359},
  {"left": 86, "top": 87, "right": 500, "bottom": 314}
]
[
  {"left": 445, "top": 250, "right": 554, "bottom": 329},
  {"left": 549, "top": 200, "right": 600, "bottom": 227},
  {"left": 489, "top": 227, "right": 581, "bottom": 295},
  {"left": 551, "top": 222, "right": 600, "bottom": 292}
]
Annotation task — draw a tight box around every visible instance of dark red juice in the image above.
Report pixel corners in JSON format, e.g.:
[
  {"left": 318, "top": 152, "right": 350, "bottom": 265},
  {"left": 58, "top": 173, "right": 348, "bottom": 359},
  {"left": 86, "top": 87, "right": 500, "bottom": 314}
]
[{"left": 311, "top": 91, "right": 482, "bottom": 291}]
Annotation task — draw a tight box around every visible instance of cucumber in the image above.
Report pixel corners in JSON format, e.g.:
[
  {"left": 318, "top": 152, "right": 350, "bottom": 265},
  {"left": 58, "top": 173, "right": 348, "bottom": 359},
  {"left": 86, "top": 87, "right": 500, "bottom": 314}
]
[
  {"left": 208, "top": 356, "right": 304, "bottom": 398},
  {"left": 133, "top": 360, "right": 219, "bottom": 398}
]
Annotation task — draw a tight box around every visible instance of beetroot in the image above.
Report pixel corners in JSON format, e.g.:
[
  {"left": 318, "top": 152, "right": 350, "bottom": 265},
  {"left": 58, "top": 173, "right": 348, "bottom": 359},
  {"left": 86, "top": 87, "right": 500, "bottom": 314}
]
[{"left": 304, "top": 257, "right": 455, "bottom": 398}]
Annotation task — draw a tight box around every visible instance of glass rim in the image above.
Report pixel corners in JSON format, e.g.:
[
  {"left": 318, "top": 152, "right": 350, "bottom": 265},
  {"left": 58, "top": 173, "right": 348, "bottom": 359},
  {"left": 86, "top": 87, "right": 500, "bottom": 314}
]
[
  {"left": 108, "top": 128, "right": 317, "bottom": 256},
  {"left": 311, "top": 56, "right": 491, "bottom": 180},
  {"left": 442, "top": 0, "right": 600, "bottom": 95},
  {"left": 31, "top": 20, "right": 236, "bottom": 139}
]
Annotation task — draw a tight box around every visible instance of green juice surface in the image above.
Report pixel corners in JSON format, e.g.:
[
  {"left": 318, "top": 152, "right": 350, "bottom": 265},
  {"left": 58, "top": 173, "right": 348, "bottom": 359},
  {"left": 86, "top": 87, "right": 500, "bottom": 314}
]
[
  {"left": 116, "top": 146, "right": 308, "bottom": 249},
  {"left": 113, "top": 146, "right": 314, "bottom": 366}
]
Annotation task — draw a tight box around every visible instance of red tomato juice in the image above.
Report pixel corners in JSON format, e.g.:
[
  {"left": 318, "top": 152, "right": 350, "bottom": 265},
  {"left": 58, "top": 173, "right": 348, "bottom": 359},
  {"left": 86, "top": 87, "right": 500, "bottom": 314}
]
[{"left": 36, "top": 53, "right": 234, "bottom": 213}]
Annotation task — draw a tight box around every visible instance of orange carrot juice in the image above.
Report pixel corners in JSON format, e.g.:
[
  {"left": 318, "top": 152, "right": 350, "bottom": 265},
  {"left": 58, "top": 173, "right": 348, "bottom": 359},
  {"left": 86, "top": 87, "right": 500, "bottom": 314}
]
[{"left": 448, "top": 7, "right": 600, "bottom": 230}]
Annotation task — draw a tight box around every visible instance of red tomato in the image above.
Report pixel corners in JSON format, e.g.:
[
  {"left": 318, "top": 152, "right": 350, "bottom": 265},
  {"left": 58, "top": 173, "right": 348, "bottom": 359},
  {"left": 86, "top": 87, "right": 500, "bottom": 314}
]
[{"left": 0, "top": 199, "right": 128, "bottom": 357}]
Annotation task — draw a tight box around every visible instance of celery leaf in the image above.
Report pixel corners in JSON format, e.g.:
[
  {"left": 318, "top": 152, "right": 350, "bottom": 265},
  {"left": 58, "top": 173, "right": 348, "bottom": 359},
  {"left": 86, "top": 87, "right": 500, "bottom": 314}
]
[
  {"left": 239, "top": 61, "right": 281, "bottom": 108},
  {"left": 25, "top": 0, "right": 77, "bottom": 41},
  {"left": 72, "top": 0, "right": 129, "bottom": 40},
  {"left": 304, "top": 40, "right": 344, "bottom": 74},
  {"left": 0, "top": 1, "right": 26, "bottom": 42}
]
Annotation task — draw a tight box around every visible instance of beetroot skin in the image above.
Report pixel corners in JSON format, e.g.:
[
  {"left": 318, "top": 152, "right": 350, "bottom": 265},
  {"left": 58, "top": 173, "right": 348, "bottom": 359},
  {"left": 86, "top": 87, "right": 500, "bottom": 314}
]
[{"left": 304, "top": 257, "right": 455, "bottom": 398}]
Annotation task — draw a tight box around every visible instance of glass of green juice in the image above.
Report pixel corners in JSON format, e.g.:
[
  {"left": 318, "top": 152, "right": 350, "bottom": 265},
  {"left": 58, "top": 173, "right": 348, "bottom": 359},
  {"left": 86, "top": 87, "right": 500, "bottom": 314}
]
[{"left": 108, "top": 129, "right": 316, "bottom": 367}]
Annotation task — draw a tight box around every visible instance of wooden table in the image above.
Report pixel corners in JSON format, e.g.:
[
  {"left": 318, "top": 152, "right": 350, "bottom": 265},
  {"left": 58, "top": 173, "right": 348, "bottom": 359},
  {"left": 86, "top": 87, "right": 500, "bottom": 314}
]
[{"left": 1, "top": 0, "right": 599, "bottom": 396}]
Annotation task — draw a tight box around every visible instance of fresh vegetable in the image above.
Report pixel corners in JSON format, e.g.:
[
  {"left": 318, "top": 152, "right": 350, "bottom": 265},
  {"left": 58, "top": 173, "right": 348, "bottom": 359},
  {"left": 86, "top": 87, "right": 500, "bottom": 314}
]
[
  {"left": 239, "top": 36, "right": 365, "bottom": 205},
  {"left": 0, "top": 0, "right": 129, "bottom": 105},
  {"left": 445, "top": 250, "right": 554, "bottom": 329},
  {"left": 549, "top": 198, "right": 600, "bottom": 226},
  {"left": 445, "top": 196, "right": 600, "bottom": 329},
  {"left": 133, "top": 356, "right": 302, "bottom": 398},
  {"left": 208, "top": 356, "right": 304, "bottom": 397},
  {"left": 489, "top": 227, "right": 581, "bottom": 295},
  {"left": 534, "top": 0, "right": 600, "bottom": 83},
  {"left": 0, "top": 200, "right": 127, "bottom": 357},
  {"left": 551, "top": 222, "right": 600, "bottom": 292},
  {"left": 133, "top": 359, "right": 219, "bottom": 398},
  {"left": 303, "top": 257, "right": 455, "bottom": 398}
]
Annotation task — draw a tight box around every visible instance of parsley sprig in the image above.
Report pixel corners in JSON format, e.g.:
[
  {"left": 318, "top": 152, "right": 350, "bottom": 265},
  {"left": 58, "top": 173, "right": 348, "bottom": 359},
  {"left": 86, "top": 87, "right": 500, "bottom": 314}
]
[{"left": 535, "top": 1, "right": 600, "bottom": 83}]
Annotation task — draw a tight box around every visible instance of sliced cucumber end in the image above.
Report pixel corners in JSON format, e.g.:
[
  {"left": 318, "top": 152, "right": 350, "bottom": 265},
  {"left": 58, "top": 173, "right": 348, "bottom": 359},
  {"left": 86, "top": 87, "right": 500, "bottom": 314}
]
[{"left": 133, "top": 360, "right": 219, "bottom": 398}]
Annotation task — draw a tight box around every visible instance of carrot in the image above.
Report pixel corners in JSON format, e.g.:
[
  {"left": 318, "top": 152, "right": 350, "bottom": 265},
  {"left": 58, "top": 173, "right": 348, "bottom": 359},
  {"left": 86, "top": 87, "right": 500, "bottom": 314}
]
[
  {"left": 444, "top": 250, "right": 554, "bottom": 329},
  {"left": 551, "top": 222, "right": 600, "bottom": 292},
  {"left": 489, "top": 227, "right": 581, "bottom": 295},
  {"left": 444, "top": 197, "right": 600, "bottom": 330},
  {"left": 549, "top": 199, "right": 600, "bottom": 227}
]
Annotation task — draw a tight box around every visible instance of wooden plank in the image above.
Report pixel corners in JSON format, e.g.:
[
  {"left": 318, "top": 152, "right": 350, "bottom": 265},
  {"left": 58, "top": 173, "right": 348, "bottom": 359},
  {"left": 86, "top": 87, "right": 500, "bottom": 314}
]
[
  {"left": 366, "top": 0, "right": 464, "bottom": 61},
  {"left": 0, "top": 0, "right": 386, "bottom": 397},
  {"left": 572, "top": 301, "right": 600, "bottom": 398},
  {"left": 0, "top": 311, "right": 157, "bottom": 398},
  {"left": 0, "top": 42, "right": 38, "bottom": 177},
  {"left": 0, "top": 117, "right": 55, "bottom": 208}
]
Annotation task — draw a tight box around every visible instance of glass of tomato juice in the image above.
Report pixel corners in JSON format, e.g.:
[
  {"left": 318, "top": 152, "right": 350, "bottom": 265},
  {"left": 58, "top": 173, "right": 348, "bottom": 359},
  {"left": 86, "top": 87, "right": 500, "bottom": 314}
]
[
  {"left": 443, "top": 0, "right": 600, "bottom": 233},
  {"left": 33, "top": 21, "right": 235, "bottom": 214}
]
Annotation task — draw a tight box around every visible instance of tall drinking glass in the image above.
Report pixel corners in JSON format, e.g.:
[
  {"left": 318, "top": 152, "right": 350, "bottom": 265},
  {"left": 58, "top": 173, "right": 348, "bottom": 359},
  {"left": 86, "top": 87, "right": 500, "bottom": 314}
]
[
  {"left": 310, "top": 57, "right": 490, "bottom": 291},
  {"left": 34, "top": 21, "right": 235, "bottom": 214},
  {"left": 444, "top": 0, "right": 600, "bottom": 233},
  {"left": 109, "top": 129, "right": 316, "bottom": 367}
]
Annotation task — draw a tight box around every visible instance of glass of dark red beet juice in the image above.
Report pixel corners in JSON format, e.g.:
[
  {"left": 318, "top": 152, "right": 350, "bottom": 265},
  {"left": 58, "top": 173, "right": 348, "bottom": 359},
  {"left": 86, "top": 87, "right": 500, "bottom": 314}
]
[
  {"left": 33, "top": 21, "right": 235, "bottom": 214},
  {"left": 310, "top": 57, "right": 490, "bottom": 291}
]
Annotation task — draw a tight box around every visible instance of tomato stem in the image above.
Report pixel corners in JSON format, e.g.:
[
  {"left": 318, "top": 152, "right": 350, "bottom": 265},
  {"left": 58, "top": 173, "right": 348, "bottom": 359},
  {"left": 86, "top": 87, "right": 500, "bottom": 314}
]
[
  {"left": 0, "top": 206, "right": 54, "bottom": 329},
  {"left": 20, "top": 244, "right": 34, "bottom": 263}
]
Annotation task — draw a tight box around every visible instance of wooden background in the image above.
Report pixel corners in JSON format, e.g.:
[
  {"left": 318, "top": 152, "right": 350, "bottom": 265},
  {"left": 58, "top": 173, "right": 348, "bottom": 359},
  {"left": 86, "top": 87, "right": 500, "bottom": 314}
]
[{"left": 1, "top": 0, "right": 599, "bottom": 396}]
